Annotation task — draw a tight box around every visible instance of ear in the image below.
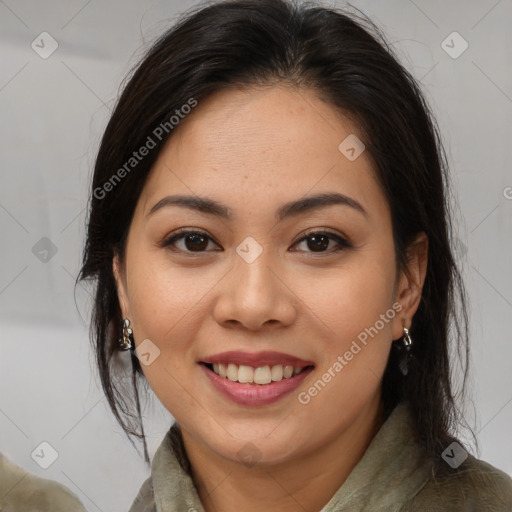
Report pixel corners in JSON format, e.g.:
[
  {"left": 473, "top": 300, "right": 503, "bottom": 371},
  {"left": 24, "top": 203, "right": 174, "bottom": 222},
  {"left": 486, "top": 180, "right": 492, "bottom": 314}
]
[
  {"left": 113, "top": 252, "right": 130, "bottom": 319},
  {"left": 391, "top": 232, "right": 428, "bottom": 340}
]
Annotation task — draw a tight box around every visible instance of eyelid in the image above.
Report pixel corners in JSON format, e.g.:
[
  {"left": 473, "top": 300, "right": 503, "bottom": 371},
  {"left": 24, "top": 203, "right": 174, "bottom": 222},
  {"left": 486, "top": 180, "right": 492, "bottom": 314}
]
[
  {"left": 162, "top": 227, "right": 210, "bottom": 241},
  {"left": 293, "top": 227, "right": 348, "bottom": 244},
  {"left": 160, "top": 228, "right": 217, "bottom": 250}
]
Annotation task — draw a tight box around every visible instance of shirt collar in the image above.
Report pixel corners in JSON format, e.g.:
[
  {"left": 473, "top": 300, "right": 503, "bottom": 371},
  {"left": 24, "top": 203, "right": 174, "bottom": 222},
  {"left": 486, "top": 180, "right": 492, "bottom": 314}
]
[{"left": 150, "top": 403, "right": 432, "bottom": 512}]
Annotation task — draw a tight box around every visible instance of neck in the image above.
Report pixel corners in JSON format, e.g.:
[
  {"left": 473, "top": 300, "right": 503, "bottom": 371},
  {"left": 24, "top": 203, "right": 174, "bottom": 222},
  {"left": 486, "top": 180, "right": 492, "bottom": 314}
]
[{"left": 180, "top": 395, "right": 384, "bottom": 512}]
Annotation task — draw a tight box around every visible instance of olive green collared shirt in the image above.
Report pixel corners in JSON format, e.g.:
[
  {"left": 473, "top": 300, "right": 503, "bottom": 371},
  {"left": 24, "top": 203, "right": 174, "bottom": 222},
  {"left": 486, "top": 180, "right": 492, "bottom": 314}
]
[
  {"left": 0, "top": 453, "right": 86, "bottom": 512},
  {"left": 129, "top": 403, "right": 512, "bottom": 511}
]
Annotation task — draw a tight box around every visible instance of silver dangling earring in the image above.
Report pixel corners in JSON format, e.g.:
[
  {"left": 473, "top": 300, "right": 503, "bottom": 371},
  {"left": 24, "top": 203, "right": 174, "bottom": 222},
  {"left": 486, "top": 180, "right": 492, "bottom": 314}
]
[
  {"left": 119, "top": 318, "right": 134, "bottom": 350},
  {"left": 398, "top": 326, "right": 413, "bottom": 376}
]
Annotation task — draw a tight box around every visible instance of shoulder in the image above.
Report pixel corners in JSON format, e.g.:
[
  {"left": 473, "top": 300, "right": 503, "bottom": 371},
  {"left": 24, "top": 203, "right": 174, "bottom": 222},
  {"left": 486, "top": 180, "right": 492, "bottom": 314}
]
[
  {"left": 409, "top": 451, "right": 512, "bottom": 511},
  {"left": 128, "top": 475, "right": 156, "bottom": 512},
  {"left": 0, "top": 453, "right": 87, "bottom": 512}
]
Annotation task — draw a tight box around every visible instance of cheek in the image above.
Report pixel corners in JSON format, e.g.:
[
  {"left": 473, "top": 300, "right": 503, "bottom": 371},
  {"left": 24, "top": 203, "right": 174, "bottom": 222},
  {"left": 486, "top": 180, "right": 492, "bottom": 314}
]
[
  {"left": 127, "top": 253, "right": 212, "bottom": 339},
  {"left": 307, "top": 249, "right": 397, "bottom": 346},
  {"left": 302, "top": 245, "right": 397, "bottom": 407},
  {"left": 125, "top": 251, "right": 227, "bottom": 411}
]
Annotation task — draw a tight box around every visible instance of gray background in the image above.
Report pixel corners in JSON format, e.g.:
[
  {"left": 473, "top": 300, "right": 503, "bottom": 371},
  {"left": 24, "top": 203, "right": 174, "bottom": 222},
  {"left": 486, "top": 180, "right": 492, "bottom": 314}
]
[{"left": 1, "top": 0, "right": 511, "bottom": 510}]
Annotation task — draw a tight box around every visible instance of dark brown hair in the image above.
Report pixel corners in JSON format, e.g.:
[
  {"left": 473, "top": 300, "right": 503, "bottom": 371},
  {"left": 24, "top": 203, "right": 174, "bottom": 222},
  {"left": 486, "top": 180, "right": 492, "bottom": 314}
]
[{"left": 78, "top": 0, "right": 471, "bottom": 464}]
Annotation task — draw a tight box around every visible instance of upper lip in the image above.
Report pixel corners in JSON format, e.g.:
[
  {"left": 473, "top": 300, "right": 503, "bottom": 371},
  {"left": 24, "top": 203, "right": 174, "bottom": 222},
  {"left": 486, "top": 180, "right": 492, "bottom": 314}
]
[{"left": 201, "top": 351, "right": 315, "bottom": 368}]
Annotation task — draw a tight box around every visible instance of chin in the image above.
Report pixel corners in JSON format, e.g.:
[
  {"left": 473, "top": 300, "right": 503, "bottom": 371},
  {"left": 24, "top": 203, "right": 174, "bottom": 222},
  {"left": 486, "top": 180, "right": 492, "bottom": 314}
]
[{"left": 198, "top": 421, "right": 308, "bottom": 468}]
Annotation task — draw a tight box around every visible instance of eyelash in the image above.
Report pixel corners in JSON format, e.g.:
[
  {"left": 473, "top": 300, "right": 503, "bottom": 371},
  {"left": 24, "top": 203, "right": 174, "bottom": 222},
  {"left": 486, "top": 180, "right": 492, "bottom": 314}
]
[{"left": 160, "top": 228, "right": 352, "bottom": 256}]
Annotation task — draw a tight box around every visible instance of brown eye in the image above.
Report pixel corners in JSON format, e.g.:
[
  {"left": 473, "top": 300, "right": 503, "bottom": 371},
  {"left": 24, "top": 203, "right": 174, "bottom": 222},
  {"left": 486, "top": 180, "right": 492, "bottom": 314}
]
[
  {"left": 182, "top": 233, "right": 209, "bottom": 251},
  {"left": 293, "top": 231, "right": 351, "bottom": 254},
  {"left": 162, "top": 230, "right": 218, "bottom": 253},
  {"left": 304, "top": 233, "right": 330, "bottom": 252}
]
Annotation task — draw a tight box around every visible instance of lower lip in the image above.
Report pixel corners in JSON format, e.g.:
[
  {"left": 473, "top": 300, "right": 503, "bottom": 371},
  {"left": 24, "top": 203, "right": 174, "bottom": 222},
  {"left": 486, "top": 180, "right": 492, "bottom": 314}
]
[{"left": 200, "top": 364, "right": 314, "bottom": 406}]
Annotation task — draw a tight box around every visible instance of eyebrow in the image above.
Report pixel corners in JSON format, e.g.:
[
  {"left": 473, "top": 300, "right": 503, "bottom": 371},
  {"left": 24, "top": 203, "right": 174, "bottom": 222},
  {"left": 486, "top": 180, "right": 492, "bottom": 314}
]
[{"left": 146, "top": 192, "right": 368, "bottom": 222}]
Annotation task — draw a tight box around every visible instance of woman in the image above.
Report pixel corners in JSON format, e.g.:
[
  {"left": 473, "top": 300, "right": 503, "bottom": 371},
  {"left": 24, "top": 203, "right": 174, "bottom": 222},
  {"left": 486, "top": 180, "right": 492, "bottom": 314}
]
[{"left": 78, "top": 0, "right": 512, "bottom": 510}]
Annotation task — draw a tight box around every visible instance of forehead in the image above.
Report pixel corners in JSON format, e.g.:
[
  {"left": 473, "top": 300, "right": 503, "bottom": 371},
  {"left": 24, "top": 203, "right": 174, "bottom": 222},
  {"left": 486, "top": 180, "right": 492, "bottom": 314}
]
[
  {"left": 161, "top": 85, "right": 362, "bottom": 165},
  {"left": 138, "top": 85, "right": 384, "bottom": 220}
]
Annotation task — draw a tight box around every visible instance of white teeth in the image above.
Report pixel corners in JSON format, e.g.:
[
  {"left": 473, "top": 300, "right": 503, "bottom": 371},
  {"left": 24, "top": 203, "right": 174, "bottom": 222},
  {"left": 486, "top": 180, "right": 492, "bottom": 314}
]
[
  {"left": 271, "top": 365, "right": 283, "bottom": 381},
  {"left": 254, "top": 366, "right": 272, "bottom": 384},
  {"left": 238, "top": 365, "right": 254, "bottom": 383},
  {"left": 209, "top": 362, "right": 308, "bottom": 384},
  {"left": 227, "top": 363, "right": 238, "bottom": 382},
  {"left": 283, "top": 365, "right": 294, "bottom": 378}
]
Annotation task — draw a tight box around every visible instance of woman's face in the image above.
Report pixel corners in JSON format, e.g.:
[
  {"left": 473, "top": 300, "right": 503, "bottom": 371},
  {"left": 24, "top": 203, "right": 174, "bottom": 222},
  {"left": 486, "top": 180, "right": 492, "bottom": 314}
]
[{"left": 114, "top": 85, "right": 418, "bottom": 465}]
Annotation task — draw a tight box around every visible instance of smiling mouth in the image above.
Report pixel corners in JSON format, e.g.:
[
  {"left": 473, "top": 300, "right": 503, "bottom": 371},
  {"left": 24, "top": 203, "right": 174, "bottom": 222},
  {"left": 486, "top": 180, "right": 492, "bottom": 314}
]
[{"left": 201, "top": 362, "right": 315, "bottom": 385}]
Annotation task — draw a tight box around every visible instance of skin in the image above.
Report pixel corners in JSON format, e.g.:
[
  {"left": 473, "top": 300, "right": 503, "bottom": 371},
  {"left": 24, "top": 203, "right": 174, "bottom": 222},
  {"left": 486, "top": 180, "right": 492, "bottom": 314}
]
[{"left": 113, "top": 84, "right": 428, "bottom": 512}]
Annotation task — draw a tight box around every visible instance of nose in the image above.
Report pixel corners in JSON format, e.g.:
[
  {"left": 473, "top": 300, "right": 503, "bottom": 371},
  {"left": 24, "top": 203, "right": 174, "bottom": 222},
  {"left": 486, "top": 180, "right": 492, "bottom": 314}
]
[{"left": 212, "top": 246, "right": 297, "bottom": 331}]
